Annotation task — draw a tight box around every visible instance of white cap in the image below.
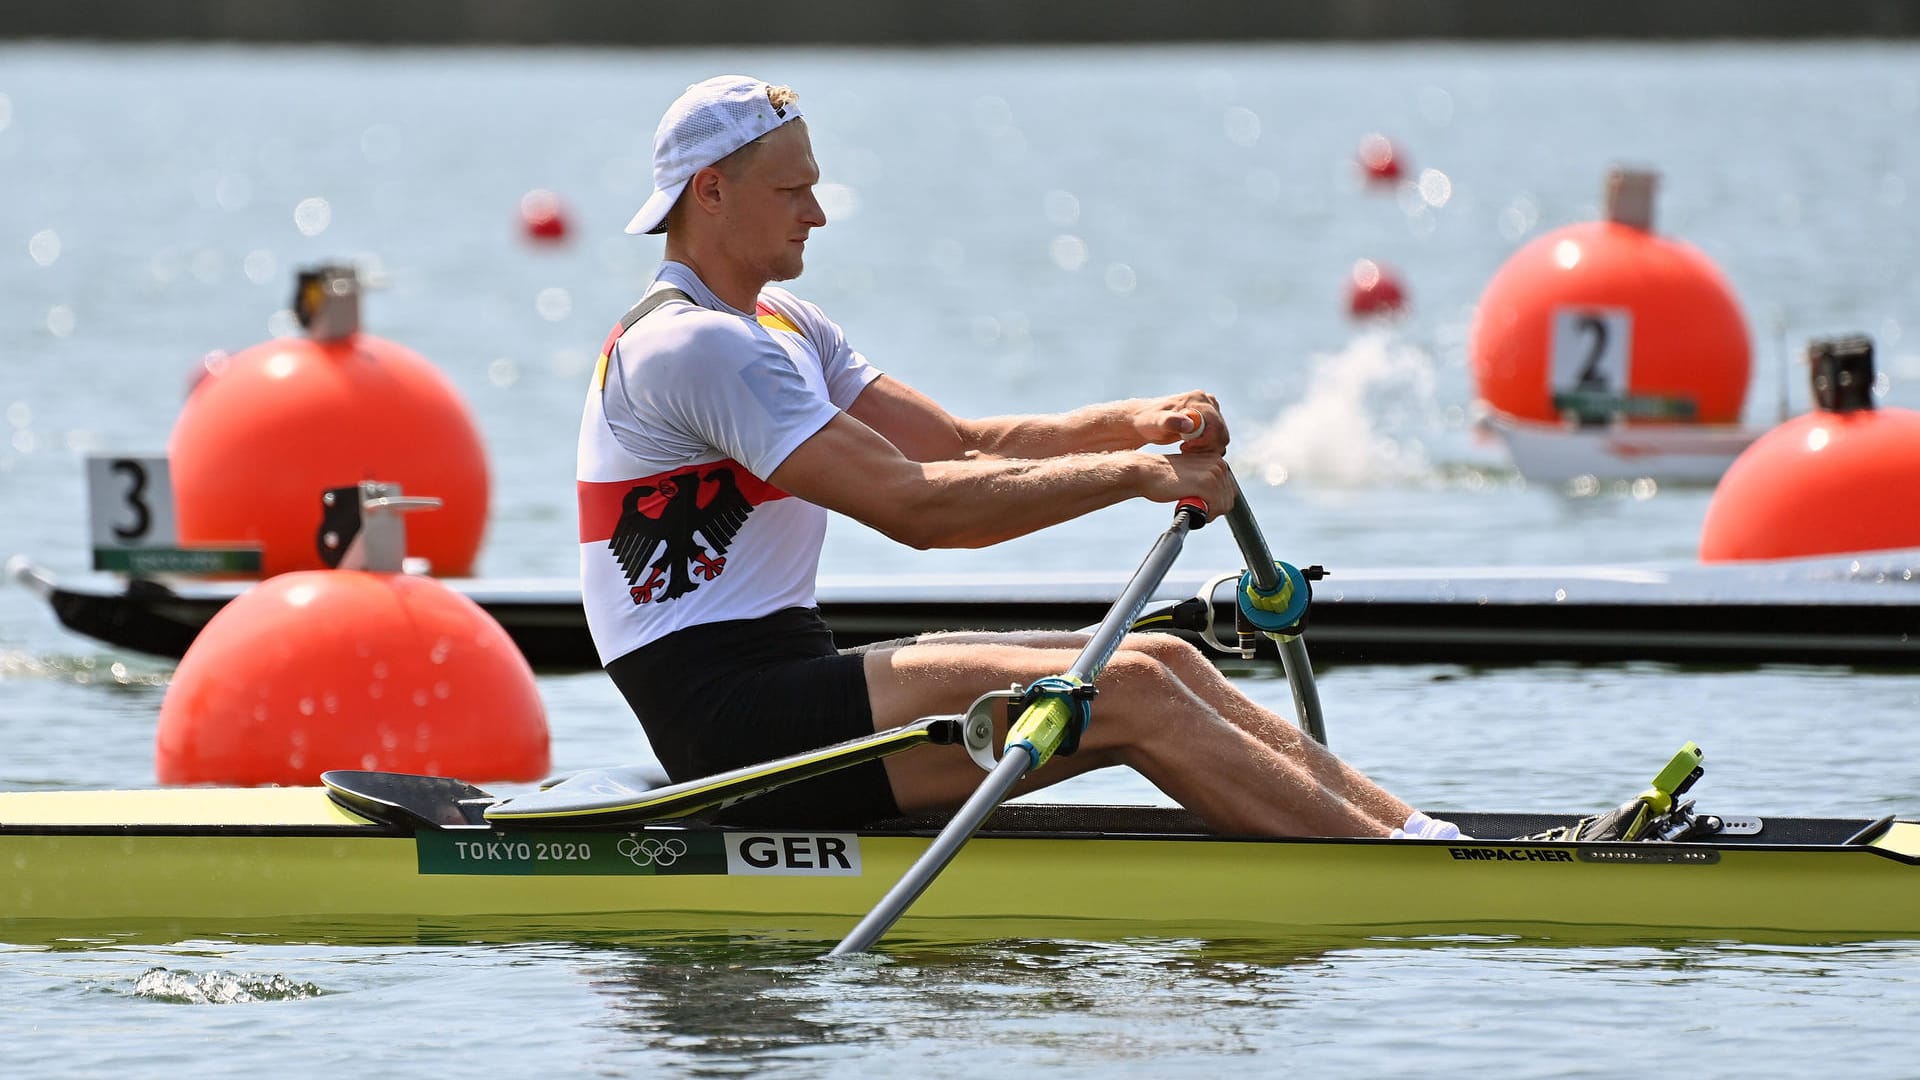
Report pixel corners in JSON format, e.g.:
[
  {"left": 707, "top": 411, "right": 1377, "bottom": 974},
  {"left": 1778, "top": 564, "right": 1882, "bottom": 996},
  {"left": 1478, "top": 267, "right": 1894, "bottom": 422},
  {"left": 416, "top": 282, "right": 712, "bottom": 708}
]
[{"left": 625, "top": 75, "right": 804, "bottom": 236}]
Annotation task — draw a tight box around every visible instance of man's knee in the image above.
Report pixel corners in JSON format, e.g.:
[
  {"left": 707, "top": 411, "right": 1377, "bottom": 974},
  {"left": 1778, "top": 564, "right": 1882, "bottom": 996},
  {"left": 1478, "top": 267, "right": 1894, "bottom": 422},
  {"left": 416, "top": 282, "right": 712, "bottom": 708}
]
[
  {"left": 1099, "top": 647, "right": 1183, "bottom": 693},
  {"left": 1121, "top": 632, "right": 1209, "bottom": 670}
]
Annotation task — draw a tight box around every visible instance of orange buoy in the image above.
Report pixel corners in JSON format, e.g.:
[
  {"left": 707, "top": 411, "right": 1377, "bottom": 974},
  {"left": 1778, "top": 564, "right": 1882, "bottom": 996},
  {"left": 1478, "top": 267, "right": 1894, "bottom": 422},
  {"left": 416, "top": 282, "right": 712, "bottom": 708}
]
[
  {"left": 1357, "top": 134, "right": 1403, "bottom": 185},
  {"left": 168, "top": 265, "right": 489, "bottom": 577},
  {"left": 1468, "top": 168, "right": 1750, "bottom": 426},
  {"left": 1347, "top": 258, "right": 1407, "bottom": 319},
  {"left": 519, "top": 189, "right": 570, "bottom": 243},
  {"left": 1700, "top": 335, "right": 1920, "bottom": 562},
  {"left": 155, "top": 567, "right": 548, "bottom": 786}
]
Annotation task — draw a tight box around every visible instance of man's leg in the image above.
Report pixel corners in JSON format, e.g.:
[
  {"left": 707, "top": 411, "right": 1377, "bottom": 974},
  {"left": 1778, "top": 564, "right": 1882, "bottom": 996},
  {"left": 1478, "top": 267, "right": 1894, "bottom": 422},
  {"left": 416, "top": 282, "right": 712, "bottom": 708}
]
[
  {"left": 898, "top": 630, "right": 1412, "bottom": 827},
  {"left": 861, "top": 637, "right": 1412, "bottom": 838},
  {"left": 1111, "top": 633, "right": 1415, "bottom": 827}
]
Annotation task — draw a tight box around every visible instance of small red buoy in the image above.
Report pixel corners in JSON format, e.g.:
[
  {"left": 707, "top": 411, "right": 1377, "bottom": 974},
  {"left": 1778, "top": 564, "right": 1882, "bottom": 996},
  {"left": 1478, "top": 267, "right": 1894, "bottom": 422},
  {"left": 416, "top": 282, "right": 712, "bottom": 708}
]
[
  {"left": 1347, "top": 258, "right": 1407, "bottom": 318},
  {"left": 1357, "top": 134, "right": 1403, "bottom": 185},
  {"left": 520, "top": 189, "right": 570, "bottom": 243},
  {"left": 168, "top": 266, "right": 490, "bottom": 578},
  {"left": 155, "top": 569, "right": 549, "bottom": 786},
  {"left": 1468, "top": 168, "right": 1749, "bottom": 426},
  {"left": 1701, "top": 335, "right": 1920, "bottom": 562}
]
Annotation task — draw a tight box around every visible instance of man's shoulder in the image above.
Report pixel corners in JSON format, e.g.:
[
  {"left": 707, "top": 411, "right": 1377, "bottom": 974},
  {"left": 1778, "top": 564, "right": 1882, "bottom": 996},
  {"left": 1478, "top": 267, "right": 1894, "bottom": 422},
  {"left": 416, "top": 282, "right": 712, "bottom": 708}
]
[
  {"left": 614, "top": 297, "right": 759, "bottom": 364},
  {"left": 756, "top": 284, "right": 809, "bottom": 309},
  {"left": 754, "top": 286, "right": 830, "bottom": 329}
]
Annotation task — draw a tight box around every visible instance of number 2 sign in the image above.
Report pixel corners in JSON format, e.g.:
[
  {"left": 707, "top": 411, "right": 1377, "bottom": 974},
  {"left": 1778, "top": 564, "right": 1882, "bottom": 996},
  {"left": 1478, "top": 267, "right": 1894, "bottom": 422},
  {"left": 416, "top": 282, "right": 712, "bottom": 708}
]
[{"left": 1549, "top": 307, "right": 1633, "bottom": 400}]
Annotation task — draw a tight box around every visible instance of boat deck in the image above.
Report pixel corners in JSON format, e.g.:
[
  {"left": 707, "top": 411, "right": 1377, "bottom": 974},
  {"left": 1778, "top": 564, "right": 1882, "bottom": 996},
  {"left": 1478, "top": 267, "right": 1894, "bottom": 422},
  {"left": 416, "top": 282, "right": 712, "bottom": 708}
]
[{"left": 0, "top": 783, "right": 1909, "bottom": 859}]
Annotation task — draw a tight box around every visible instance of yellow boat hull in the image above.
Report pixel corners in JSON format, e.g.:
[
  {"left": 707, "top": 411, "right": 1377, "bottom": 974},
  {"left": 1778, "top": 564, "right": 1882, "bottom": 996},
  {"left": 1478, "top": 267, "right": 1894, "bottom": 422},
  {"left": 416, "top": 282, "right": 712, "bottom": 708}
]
[{"left": 3, "top": 787, "right": 1918, "bottom": 945}]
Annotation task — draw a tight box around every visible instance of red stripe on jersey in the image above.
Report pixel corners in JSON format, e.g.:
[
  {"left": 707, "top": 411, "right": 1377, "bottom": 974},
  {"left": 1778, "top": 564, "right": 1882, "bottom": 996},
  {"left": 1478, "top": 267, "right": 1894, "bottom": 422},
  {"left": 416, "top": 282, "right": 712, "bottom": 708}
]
[{"left": 578, "top": 460, "right": 788, "bottom": 543}]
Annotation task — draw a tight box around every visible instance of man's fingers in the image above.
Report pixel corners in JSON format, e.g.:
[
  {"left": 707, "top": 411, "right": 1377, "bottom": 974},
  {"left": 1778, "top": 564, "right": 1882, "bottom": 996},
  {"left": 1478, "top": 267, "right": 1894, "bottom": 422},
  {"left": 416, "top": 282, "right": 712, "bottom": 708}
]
[{"left": 1178, "top": 410, "right": 1207, "bottom": 441}]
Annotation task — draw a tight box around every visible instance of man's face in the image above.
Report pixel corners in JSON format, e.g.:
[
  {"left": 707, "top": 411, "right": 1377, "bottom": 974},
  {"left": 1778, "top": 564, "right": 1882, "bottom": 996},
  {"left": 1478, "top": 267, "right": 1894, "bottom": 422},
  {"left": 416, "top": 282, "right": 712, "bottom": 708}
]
[{"left": 716, "top": 120, "right": 825, "bottom": 284}]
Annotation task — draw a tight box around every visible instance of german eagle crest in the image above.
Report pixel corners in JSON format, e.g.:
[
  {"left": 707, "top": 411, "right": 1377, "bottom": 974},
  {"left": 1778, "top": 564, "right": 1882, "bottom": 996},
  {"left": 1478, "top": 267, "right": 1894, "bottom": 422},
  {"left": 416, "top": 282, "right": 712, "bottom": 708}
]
[{"left": 609, "top": 467, "right": 753, "bottom": 604}]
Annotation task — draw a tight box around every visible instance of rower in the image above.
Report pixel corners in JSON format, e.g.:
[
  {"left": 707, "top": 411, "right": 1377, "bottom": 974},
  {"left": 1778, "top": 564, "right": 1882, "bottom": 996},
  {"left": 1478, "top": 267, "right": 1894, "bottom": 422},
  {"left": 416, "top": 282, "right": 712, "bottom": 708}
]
[{"left": 581, "top": 74, "right": 1454, "bottom": 846}]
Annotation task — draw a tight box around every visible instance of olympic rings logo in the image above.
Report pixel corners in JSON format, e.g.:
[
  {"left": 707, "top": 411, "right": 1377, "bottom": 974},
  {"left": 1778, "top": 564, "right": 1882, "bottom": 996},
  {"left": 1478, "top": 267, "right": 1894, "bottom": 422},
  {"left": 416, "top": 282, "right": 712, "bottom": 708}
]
[{"left": 617, "top": 836, "right": 688, "bottom": 867}]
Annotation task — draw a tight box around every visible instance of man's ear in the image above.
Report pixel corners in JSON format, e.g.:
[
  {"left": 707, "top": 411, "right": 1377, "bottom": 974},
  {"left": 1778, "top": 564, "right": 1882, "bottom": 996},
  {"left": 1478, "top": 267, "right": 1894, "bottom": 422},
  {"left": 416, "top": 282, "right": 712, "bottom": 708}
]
[{"left": 687, "top": 166, "right": 727, "bottom": 218}]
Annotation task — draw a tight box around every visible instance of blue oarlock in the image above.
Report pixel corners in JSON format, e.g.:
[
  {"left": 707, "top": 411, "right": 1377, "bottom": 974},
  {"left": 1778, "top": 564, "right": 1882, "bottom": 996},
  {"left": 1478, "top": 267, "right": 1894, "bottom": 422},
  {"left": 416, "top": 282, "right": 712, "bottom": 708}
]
[{"left": 1237, "top": 560, "right": 1312, "bottom": 637}]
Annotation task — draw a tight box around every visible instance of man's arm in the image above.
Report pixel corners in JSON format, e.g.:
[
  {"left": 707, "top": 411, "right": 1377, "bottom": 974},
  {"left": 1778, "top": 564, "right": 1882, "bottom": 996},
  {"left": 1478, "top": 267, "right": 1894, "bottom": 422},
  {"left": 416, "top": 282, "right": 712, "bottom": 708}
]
[
  {"left": 768, "top": 412, "right": 1235, "bottom": 550},
  {"left": 845, "top": 376, "right": 1230, "bottom": 462}
]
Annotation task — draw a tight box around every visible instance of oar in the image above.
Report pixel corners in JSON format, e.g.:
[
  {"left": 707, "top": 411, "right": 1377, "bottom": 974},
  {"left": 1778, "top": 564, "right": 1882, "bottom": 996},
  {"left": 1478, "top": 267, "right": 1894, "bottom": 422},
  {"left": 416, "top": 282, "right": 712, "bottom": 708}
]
[
  {"left": 829, "top": 497, "right": 1212, "bottom": 956},
  {"left": 486, "top": 714, "right": 960, "bottom": 827},
  {"left": 1219, "top": 476, "right": 1328, "bottom": 745},
  {"left": 489, "top": 588, "right": 1230, "bottom": 831}
]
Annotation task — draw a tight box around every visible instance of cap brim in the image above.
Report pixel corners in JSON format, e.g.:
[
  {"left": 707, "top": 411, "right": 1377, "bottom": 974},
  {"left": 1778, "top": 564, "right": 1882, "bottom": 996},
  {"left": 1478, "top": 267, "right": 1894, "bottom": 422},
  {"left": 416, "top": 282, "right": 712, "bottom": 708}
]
[{"left": 624, "top": 183, "right": 685, "bottom": 236}]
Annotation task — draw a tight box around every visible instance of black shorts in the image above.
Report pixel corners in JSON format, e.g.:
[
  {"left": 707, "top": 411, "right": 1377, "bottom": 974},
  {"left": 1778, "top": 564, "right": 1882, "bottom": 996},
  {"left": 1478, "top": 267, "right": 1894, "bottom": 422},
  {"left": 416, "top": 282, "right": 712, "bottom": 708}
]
[{"left": 605, "top": 606, "right": 903, "bottom": 827}]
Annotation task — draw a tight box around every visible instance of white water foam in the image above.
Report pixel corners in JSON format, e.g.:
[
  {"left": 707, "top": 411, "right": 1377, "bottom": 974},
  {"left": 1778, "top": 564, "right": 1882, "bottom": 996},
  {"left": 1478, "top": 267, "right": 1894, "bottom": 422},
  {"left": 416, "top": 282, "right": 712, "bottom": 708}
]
[
  {"left": 1236, "top": 330, "right": 1456, "bottom": 489},
  {"left": 130, "top": 967, "right": 323, "bottom": 1005}
]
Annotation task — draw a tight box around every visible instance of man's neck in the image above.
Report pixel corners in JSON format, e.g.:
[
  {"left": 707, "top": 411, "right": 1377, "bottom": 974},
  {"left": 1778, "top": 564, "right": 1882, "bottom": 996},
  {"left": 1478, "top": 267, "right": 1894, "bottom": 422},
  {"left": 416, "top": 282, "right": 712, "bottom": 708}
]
[{"left": 662, "top": 244, "right": 762, "bottom": 313}]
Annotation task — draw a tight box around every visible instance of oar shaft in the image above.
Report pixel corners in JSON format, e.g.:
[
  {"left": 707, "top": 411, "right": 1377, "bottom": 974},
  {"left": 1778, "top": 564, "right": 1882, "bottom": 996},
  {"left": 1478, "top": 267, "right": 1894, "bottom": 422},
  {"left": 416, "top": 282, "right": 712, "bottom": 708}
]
[
  {"left": 1068, "top": 509, "right": 1202, "bottom": 684},
  {"left": 1223, "top": 476, "right": 1328, "bottom": 745},
  {"left": 1223, "top": 482, "right": 1281, "bottom": 593},
  {"left": 1278, "top": 638, "right": 1328, "bottom": 745},
  {"left": 489, "top": 715, "right": 955, "bottom": 826},
  {"left": 829, "top": 502, "right": 1205, "bottom": 956},
  {"left": 828, "top": 750, "right": 1029, "bottom": 956}
]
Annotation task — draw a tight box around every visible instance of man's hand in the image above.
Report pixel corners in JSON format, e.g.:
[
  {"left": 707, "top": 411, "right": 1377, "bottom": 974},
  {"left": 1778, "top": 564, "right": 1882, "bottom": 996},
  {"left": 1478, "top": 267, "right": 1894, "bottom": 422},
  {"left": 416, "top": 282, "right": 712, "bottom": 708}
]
[
  {"left": 1136, "top": 449, "right": 1237, "bottom": 518},
  {"left": 1133, "top": 391, "right": 1229, "bottom": 454}
]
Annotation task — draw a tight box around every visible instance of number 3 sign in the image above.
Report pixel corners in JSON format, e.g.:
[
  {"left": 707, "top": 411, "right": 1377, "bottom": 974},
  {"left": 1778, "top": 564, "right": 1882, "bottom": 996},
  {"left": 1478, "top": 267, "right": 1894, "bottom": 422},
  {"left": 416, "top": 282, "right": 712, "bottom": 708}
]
[
  {"left": 87, "top": 456, "right": 177, "bottom": 550},
  {"left": 84, "top": 455, "right": 260, "bottom": 574}
]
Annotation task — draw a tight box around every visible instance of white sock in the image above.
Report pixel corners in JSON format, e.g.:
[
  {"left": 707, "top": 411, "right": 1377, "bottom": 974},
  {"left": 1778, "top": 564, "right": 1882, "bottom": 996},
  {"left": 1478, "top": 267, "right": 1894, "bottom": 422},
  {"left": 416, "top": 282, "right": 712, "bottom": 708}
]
[{"left": 1389, "top": 810, "right": 1470, "bottom": 840}]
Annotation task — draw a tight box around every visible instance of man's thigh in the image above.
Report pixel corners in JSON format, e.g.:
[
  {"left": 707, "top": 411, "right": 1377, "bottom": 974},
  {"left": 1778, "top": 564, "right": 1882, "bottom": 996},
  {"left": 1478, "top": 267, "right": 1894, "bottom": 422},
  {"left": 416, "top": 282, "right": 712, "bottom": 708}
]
[{"left": 861, "top": 639, "right": 1125, "bottom": 813}]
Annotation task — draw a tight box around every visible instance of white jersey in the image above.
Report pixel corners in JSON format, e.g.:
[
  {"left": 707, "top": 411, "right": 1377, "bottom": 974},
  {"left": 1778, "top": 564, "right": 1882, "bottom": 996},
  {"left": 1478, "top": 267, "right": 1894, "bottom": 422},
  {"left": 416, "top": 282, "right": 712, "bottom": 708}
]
[{"left": 577, "top": 261, "right": 881, "bottom": 665}]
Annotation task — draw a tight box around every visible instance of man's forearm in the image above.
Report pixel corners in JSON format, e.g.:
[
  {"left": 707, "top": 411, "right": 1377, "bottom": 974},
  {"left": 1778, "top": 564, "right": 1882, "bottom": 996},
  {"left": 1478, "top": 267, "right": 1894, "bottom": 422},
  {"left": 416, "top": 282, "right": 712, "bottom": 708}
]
[
  {"left": 883, "top": 450, "right": 1154, "bottom": 548},
  {"left": 959, "top": 399, "right": 1148, "bottom": 458}
]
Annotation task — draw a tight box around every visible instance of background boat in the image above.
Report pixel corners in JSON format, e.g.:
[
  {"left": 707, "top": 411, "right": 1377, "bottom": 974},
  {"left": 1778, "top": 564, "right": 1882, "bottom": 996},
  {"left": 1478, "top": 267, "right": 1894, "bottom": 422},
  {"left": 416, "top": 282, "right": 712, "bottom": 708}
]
[
  {"left": 15, "top": 549, "right": 1920, "bottom": 668},
  {"left": 1478, "top": 409, "right": 1764, "bottom": 485}
]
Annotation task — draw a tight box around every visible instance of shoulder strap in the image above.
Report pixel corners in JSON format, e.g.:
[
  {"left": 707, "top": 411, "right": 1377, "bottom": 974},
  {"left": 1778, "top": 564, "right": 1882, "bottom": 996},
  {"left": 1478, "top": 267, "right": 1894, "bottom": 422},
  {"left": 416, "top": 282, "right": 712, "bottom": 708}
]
[
  {"left": 616, "top": 287, "right": 693, "bottom": 335},
  {"left": 597, "top": 287, "right": 694, "bottom": 394}
]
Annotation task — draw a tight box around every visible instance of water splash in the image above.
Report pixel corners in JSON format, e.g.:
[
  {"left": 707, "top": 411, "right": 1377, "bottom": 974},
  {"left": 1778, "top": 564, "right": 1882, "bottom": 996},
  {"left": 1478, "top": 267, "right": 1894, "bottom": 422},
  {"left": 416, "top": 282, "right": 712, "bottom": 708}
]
[
  {"left": 130, "top": 966, "right": 323, "bottom": 1005},
  {"left": 1237, "top": 330, "right": 1447, "bottom": 489},
  {"left": 0, "top": 650, "right": 170, "bottom": 687}
]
